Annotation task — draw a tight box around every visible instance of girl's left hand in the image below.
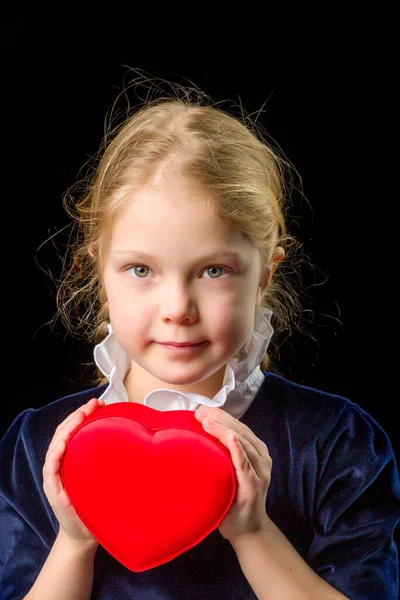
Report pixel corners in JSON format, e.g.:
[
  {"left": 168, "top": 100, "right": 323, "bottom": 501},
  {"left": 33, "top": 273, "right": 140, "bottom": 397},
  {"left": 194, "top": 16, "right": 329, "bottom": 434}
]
[{"left": 194, "top": 405, "right": 272, "bottom": 546}]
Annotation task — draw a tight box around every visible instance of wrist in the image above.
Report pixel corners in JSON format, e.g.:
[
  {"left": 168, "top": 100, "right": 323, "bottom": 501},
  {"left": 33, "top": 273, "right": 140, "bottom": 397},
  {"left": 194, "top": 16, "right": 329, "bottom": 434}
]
[
  {"left": 229, "top": 515, "right": 273, "bottom": 554},
  {"left": 57, "top": 529, "right": 99, "bottom": 556}
]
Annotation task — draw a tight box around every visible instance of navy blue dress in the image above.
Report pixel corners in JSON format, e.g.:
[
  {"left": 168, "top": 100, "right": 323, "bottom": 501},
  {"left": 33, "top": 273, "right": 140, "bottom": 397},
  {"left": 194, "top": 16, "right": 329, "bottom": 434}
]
[{"left": 1, "top": 372, "right": 399, "bottom": 599}]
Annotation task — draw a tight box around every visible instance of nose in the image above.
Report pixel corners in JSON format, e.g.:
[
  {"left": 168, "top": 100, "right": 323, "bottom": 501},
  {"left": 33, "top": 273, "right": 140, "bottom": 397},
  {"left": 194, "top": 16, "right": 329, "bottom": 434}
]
[{"left": 159, "top": 281, "right": 199, "bottom": 324}]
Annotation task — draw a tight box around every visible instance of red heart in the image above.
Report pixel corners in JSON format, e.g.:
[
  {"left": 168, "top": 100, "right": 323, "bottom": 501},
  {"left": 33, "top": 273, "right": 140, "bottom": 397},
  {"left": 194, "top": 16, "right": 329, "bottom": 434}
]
[{"left": 60, "top": 402, "right": 237, "bottom": 572}]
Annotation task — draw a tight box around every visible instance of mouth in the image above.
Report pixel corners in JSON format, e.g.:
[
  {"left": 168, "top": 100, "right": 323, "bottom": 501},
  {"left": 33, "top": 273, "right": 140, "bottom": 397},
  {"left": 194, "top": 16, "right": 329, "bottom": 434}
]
[
  {"left": 157, "top": 341, "right": 207, "bottom": 354},
  {"left": 159, "top": 341, "right": 205, "bottom": 347}
]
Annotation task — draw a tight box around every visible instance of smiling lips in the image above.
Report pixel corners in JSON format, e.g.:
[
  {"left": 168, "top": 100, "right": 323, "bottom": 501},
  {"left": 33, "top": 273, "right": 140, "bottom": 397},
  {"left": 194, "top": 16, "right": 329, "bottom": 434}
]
[
  {"left": 158, "top": 341, "right": 206, "bottom": 354},
  {"left": 159, "top": 341, "right": 204, "bottom": 347}
]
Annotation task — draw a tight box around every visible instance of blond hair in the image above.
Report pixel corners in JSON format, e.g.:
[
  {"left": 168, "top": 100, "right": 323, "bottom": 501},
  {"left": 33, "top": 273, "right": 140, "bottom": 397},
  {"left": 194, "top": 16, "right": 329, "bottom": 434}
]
[{"left": 56, "top": 78, "right": 302, "bottom": 384}]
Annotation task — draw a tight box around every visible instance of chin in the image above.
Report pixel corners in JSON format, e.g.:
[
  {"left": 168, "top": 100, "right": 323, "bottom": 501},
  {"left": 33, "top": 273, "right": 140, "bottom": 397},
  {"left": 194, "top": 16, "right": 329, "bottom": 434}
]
[
  {"left": 155, "top": 370, "right": 208, "bottom": 387},
  {"left": 157, "top": 361, "right": 227, "bottom": 387}
]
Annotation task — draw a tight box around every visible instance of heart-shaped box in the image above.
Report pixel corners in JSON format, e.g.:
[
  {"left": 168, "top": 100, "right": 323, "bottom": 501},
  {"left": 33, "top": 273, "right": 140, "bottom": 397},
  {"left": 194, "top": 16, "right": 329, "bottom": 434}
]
[{"left": 60, "top": 402, "right": 237, "bottom": 571}]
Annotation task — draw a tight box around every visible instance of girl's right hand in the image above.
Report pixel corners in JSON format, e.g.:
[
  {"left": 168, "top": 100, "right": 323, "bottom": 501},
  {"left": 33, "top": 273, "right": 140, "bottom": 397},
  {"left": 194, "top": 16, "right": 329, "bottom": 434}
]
[{"left": 43, "top": 397, "right": 105, "bottom": 547}]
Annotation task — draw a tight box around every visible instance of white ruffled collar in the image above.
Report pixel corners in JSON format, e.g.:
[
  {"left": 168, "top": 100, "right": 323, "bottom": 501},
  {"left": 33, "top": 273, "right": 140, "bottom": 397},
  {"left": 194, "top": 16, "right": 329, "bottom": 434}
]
[{"left": 94, "top": 307, "right": 273, "bottom": 419}]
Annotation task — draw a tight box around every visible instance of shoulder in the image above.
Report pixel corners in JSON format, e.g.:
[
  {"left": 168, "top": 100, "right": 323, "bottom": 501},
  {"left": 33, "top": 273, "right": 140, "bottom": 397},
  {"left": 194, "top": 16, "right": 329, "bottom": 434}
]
[
  {"left": 257, "top": 372, "right": 400, "bottom": 536},
  {"left": 34, "top": 385, "right": 108, "bottom": 436},
  {"left": 255, "top": 371, "right": 394, "bottom": 451},
  {"left": 257, "top": 371, "right": 356, "bottom": 423},
  {"left": 261, "top": 370, "right": 354, "bottom": 412},
  {"left": 0, "top": 384, "right": 108, "bottom": 462}
]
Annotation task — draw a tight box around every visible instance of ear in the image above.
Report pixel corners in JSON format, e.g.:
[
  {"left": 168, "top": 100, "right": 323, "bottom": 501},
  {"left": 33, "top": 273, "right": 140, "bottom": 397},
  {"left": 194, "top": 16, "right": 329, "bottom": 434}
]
[{"left": 256, "top": 247, "right": 285, "bottom": 308}]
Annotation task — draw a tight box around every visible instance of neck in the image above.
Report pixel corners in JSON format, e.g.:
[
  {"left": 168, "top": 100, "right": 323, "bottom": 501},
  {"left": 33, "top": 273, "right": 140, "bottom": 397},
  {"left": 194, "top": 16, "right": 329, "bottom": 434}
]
[{"left": 123, "top": 361, "right": 229, "bottom": 404}]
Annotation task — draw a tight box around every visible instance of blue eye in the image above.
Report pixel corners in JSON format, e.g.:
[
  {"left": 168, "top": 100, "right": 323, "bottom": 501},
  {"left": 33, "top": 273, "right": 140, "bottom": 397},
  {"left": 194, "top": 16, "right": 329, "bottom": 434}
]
[
  {"left": 129, "top": 265, "right": 150, "bottom": 278},
  {"left": 127, "top": 265, "right": 228, "bottom": 279},
  {"left": 203, "top": 266, "right": 226, "bottom": 279}
]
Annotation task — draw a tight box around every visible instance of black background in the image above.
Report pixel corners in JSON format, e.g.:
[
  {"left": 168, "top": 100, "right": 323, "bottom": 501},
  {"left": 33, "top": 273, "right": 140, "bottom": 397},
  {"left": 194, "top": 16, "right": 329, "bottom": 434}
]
[{"left": 1, "top": 28, "right": 397, "bottom": 462}]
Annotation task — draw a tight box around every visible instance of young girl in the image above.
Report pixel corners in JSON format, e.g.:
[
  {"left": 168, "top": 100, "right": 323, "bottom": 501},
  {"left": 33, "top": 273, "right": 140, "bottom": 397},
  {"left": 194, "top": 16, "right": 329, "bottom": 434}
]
[{"left": 1, "top": 80, "right": 399, "bottom": 600}]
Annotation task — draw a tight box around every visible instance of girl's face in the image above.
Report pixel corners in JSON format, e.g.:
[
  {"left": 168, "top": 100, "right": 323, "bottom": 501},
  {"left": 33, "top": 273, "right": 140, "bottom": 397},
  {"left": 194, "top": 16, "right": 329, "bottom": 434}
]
[{"left": 102, "top": 174, "right": 265, "bottom": 400}]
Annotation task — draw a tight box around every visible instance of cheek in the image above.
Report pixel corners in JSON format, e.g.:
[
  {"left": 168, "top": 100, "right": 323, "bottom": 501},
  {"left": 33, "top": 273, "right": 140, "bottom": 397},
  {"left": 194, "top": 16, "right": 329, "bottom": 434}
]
[
  {"left": 210, "top": 303, "right": 253, "bottom": 347},
  {"left": 107, "top": 288, "right": 153, "bottom": 340},
  {"left": 109, "top": 313, "right": 151, "bottom": 356}
]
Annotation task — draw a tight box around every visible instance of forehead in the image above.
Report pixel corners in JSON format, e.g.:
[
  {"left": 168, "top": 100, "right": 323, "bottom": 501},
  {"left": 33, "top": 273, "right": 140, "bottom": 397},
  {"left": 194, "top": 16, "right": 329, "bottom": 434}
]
[{"left": 108, "top": 177, "right": 256, "bottom": 257}]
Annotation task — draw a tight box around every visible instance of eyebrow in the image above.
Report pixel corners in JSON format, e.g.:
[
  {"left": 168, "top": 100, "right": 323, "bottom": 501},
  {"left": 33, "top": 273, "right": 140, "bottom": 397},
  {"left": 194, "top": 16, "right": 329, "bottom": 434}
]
[{"left": 114, "top": 250, "right": 244, "bottom": 264}]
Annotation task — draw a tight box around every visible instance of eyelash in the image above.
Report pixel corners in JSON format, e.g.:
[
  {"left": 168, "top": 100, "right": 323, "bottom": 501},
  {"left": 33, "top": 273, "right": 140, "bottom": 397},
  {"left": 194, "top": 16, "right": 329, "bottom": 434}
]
[{"left": 125, "top": 264, "right": 231, "bottom": 280}]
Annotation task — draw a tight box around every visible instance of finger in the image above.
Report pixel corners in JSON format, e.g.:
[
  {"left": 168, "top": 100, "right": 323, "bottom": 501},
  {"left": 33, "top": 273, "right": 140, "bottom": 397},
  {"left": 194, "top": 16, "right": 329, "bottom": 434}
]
[
  {"left": 228, "top": 433, "right": 252, "bottom": 476},
  {"left": 203, "top": 418, "right": 272, "bottom": 485},
  {"left": 199, "top": 409, "right": 267, "bottom": 458},
  {"left": 202, "top": 419, "right": 260, "bottom": 472},
  {"left": 46, "top": 410, "right": 86, "bottom": 459},
  {"left": 237, "top": 434, "right": 272, "bottom": 483},
  {"left": 226, "top": 434, "right": 270, "bottom": 501},
  {"left": 43, "top": 437, "right": 74, "bottom": 512},
  {"left": 43, "top": 439, "right": 77, "bottom": 514},
  {"left": 55, "top": 398, "right": 102, "bottom": 435},
  {"left": 43, "top": 399, "right": 105, "bottom": 508},
  {"left": 47, "top": 398, "right": 102, "bottom": 457},
  {"left": 46, "top": 398, "right": 104, "bottom": 458},
  {"left": 43, "top": 438, "right": 67, "bottom": 501}
]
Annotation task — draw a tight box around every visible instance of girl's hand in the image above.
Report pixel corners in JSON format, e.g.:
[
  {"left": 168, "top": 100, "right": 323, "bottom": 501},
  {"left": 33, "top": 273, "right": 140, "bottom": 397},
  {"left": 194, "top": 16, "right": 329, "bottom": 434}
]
[
  {"left": 194, "top": 405, "right": 272, "bottom": 546},
  {"left": 43, "top": 397, "right": 105, "bottom": 547}
]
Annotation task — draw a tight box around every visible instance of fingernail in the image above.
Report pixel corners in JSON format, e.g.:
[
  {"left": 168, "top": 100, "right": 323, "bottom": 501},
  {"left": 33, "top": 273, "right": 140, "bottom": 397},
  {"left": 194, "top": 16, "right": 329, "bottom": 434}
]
[{"left": 195, "top": 405, "right": 209, "bottom": 419}]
